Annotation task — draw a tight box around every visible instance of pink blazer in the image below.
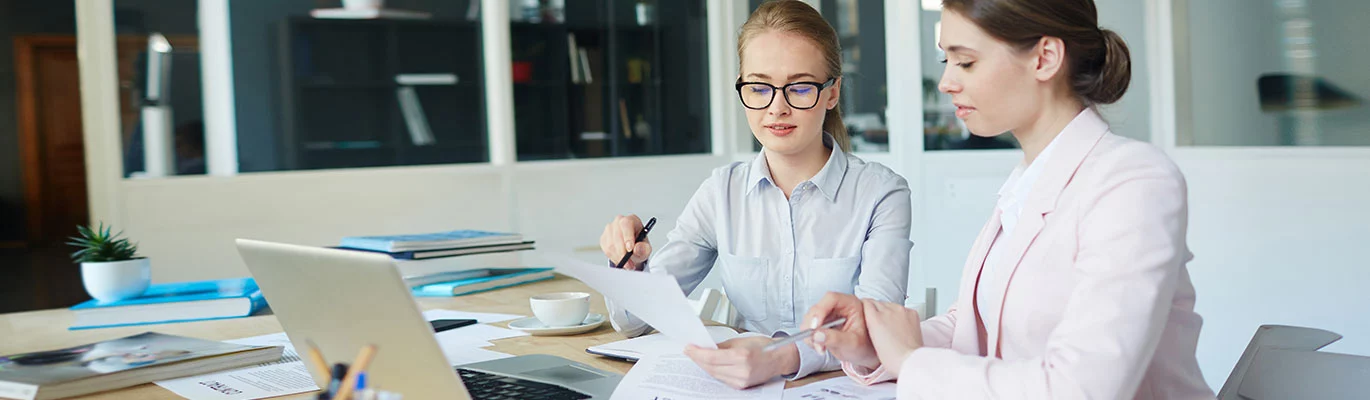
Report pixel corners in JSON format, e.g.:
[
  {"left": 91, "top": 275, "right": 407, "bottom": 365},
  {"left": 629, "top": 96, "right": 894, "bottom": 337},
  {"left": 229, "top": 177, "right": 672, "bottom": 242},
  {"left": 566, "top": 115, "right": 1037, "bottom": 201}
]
[{"left": 845, "top": 109, "right": 1214, "bottom": 399}]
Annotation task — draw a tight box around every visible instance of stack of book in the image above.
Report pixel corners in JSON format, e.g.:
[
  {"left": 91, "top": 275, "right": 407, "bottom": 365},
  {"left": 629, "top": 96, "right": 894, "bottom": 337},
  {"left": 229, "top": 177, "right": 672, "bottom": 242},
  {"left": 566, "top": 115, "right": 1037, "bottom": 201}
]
[
  {"left": 338, "top": 229, "right": 534, "bottom": 260},
  {"left": 69, "top": 278, "right": 268, "bottom": 330},
  {"left": 0, "top": 332, "right": 282, "bottom": 400},
  {"left": 338, "top": 230, "right": 550, "bottom": 296}
]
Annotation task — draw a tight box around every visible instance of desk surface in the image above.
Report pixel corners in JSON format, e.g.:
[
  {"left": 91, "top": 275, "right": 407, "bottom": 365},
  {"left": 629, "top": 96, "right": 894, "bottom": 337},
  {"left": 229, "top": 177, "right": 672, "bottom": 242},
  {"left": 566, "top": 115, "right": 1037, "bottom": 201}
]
[{"left": 0, "top": 275, "right": 840, "bottom": 399}]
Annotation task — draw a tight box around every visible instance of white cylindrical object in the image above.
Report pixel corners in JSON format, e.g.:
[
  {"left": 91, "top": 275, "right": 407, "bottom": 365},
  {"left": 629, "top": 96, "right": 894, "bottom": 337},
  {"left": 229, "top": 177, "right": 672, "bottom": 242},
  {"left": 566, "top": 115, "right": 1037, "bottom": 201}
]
[
  {"left": 81, "top": 258, "right": 151, "bottom": 303},
  {"left": 142, "top": 106, "right": 175, "bottom": 177}
]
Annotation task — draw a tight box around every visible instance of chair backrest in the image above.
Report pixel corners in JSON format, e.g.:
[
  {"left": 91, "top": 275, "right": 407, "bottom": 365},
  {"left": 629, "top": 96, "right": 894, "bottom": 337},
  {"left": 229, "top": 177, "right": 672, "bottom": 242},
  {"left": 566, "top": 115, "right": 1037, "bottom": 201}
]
[
  {"left": 1218, "top": 324, "right": 1343, "bottom": 400},
  {"left": 1236, "top": 347, "right": 1370, "bottom": 399},
  {"left": 690, "top": 287, "right": 738, "bottom": 327}
]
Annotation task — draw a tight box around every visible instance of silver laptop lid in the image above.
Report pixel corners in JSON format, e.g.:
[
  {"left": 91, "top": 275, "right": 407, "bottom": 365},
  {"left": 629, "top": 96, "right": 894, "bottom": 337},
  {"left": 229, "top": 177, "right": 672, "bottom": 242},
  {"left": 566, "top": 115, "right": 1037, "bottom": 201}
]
[{"left": 235, "top": 239, "right": 470, "bottom": 399}]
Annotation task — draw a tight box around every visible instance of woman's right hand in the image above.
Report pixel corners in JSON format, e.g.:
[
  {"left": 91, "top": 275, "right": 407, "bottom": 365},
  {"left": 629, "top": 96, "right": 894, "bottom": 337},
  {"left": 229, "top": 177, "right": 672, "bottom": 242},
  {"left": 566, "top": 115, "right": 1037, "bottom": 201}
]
[
  {"left": 803, "top": 292, "right": 881, "bottom": 370},
  {"left": 600, "top": 214, "right": 653, "bottom": 271}
]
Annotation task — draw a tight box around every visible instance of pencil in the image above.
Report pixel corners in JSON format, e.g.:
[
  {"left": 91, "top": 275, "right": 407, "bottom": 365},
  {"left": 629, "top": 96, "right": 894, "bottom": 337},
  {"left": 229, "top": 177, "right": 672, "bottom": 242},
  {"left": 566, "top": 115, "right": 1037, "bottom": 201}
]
[
  {"left": 333, "top": 344, "right": 378, "bottom": 400},
  {"left": 762, "top": 318, "right": 846, "bottom": 352},
  {"left": 304, "top": 339, "right": 331, "bottom": 381}
]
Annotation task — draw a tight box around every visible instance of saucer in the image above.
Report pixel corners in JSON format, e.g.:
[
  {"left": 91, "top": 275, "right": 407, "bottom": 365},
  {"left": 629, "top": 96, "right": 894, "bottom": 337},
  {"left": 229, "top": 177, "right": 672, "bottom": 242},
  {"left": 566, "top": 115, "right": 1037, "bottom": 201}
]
[{"left": 508, "top": 313, "right": 606, "bottom": 336}]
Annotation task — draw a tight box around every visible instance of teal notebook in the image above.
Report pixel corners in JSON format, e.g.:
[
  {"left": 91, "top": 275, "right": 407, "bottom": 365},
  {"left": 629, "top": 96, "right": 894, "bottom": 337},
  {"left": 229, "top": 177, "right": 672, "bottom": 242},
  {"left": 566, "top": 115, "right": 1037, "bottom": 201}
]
[
  {"left": 68, "top": 278, "right": 267, "bottom": 330},
  {"left": 411, "top": 268, "right": 555, "bottom": 297}
]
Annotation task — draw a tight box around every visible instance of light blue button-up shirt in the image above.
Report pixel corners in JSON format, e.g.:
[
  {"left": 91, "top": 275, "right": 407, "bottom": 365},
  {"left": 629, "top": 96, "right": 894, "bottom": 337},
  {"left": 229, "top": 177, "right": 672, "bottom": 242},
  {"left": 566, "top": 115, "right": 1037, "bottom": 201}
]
[{"left": 607, "top": 136, "right": 913, "bottom": 379}]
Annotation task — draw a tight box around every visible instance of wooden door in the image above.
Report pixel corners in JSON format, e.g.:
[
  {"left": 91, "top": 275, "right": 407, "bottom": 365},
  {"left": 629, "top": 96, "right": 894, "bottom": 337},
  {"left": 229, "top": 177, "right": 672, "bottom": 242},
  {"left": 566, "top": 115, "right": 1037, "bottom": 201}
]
[
  {"left": 14, "top": 36, "right": 87, "bottom": 246},
  {"left": 14, "top": 35, "right": 199, "bottom": 245}
]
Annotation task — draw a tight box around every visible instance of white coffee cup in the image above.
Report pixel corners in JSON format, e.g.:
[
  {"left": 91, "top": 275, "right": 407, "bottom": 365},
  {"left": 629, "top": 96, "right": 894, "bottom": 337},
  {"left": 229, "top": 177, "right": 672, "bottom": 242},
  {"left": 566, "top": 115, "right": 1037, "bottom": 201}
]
[{"left": 530, "top": 292, "right": 591, "bottom": 327}]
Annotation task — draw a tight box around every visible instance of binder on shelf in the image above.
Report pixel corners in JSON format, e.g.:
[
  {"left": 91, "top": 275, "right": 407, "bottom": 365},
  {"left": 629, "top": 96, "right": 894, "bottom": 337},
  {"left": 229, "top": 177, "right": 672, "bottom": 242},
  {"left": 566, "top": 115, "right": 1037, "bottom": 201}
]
[
  {"left": 568, "top": 33, "right": 582, "bottom": 84},
  {"left": 396, "top": 86, "right": 436, "bottom": 146}
]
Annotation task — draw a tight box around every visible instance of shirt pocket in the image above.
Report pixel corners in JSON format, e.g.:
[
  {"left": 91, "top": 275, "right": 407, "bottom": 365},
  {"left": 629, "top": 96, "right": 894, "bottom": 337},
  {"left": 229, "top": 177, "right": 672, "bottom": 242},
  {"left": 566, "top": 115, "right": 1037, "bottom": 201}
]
[
  {"left": 717, "top": 253, "right": 770, "bottom": 323},
  {"left": 804, "top": 256, "right": 861, "bottom": 310}
]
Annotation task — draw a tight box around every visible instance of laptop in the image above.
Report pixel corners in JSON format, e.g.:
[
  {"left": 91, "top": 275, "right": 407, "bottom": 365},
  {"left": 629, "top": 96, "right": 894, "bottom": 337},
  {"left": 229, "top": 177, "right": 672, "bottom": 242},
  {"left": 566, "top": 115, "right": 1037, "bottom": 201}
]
[{"left": 234, "top": 239, "right": 622, "bottom": 400}]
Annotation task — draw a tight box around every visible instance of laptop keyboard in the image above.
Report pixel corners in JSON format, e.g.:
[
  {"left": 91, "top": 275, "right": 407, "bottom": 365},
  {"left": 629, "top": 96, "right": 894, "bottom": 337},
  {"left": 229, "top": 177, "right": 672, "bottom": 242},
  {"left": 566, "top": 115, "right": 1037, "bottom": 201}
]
[{"left": 457, "top": 368, "right": 591, "bottom": 400}]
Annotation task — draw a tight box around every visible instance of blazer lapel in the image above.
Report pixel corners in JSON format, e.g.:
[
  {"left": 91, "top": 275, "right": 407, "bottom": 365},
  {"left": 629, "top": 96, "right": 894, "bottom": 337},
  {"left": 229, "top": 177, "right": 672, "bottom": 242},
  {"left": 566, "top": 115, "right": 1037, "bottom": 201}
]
[
  {"left": 985, "top": 109, "right": 1111, "bottom": 357},
  {"left": 956, "top": 208, "right": 1001, "bottom": 355}
]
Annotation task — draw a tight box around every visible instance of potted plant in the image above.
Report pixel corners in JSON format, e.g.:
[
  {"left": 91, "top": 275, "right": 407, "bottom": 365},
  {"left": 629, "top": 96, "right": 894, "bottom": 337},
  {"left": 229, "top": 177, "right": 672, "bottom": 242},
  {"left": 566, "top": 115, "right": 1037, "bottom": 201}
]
[{"left": 68, "top": 223, "right": 150, "bottom": 303}]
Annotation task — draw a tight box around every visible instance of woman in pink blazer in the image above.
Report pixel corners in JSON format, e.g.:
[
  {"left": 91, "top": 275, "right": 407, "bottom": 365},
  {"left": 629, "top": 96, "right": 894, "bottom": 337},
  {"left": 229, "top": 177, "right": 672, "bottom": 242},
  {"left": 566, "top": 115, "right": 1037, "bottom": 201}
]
[{"left": 802, "top": 0, "right": 1215, "bottom": 398}]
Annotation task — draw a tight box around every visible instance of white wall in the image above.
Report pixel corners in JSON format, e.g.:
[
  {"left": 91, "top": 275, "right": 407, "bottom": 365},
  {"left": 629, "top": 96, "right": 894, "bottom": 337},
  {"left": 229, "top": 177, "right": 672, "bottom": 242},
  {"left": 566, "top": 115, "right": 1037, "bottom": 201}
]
[
  {"left": 1175, "top": 149, "right": 1370, "bottom": 387},
  {"left": 122, "top": 165, "right": 510, "bottom": 282},
  {"left": 121, "top": 155, "right": 732, "bottom": 284},
  {"left": 917, "top": 148, "right": 1370, "bottom": 390}
]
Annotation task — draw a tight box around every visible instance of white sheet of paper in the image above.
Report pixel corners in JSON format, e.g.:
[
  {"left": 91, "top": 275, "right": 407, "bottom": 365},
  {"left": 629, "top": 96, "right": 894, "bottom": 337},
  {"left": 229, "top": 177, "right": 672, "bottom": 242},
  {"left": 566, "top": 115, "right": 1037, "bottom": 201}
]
[
  {"left": 422, "top": 309, "right": 524, "bottom": 324},
  {"left": 435, "top": 323, "right": 527, "bottom": 345},
  {"left": 782, "top": 376, "right": 896, "bottom": 400},
  {"left": 553, "top": 256, "right": 717, "bottom": 349},
  {"left": 611, "top": 353, "right": 784, "bottom": 400},
  {"left": 444, "top": 347, "right": 515, "bottom": 366},
  {"left": 589, "top": 326, "right": 745, "bottom": 360},
  {"left": 154, "top": 333, "right": 317, "bottom": 400}
]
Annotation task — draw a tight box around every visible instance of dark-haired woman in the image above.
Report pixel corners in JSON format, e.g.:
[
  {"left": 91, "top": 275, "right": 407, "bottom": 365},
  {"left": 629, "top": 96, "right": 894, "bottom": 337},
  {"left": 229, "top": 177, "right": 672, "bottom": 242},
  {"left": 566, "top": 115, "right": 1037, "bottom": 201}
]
[{"left": 802, "top": 0, "right": 1214, "bottom": 398}]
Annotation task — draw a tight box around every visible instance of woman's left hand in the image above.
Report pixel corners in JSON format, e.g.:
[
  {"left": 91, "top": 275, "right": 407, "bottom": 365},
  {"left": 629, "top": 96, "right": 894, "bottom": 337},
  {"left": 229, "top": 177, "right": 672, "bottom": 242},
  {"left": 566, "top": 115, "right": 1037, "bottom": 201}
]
[
  {"left": 862, "top": 298, "right": 925, "bottom": 376},
  {"left": 683, "top": 336, "right": 798, "bottom": 389}
]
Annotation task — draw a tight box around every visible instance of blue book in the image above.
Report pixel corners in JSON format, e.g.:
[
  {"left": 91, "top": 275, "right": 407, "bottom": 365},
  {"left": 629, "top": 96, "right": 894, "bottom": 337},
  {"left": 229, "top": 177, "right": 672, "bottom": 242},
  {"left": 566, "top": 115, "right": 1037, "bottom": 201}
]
[
  {"left": 412, "top": 268, "right": 556, "bottom": 297},
  {"left": 339, "top": 230, "right": 523, "bottom": 252},
  {"left": 69, "top": 278, "right": 267, "bottom": 330},
  {"left": 337, "top": 240, "right": 535, "bottom": 260}
]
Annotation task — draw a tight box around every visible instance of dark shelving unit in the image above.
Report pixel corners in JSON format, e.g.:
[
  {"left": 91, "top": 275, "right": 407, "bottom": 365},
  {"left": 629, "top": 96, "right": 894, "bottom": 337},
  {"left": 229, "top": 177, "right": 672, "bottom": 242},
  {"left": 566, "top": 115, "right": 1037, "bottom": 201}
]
[{"left": 276, "top": 17, "right": 488, "bottom": 170}]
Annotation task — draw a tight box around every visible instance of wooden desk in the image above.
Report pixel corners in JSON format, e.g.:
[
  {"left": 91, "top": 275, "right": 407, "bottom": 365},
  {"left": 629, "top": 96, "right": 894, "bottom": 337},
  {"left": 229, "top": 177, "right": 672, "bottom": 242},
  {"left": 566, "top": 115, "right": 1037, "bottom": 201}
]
[{"left": 0, "top": 275, "right": 840, "bottom": 399}]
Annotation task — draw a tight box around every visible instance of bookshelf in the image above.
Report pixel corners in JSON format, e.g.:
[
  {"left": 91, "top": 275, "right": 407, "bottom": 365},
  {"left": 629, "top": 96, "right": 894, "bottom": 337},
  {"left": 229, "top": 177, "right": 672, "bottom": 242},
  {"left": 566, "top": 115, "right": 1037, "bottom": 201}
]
[
  {"left": 275, "top": 17, "right": 488, "bottom": 170},
  {"left": 510, "top": 0, "right": 700, "bottom": 160}
]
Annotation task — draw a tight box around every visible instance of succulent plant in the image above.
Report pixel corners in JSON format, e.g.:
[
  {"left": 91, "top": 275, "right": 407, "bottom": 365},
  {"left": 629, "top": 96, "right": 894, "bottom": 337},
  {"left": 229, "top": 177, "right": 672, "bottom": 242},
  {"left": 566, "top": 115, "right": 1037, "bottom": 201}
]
[{"left": 67, "top": 222, "right": 140, "bottom": 263}]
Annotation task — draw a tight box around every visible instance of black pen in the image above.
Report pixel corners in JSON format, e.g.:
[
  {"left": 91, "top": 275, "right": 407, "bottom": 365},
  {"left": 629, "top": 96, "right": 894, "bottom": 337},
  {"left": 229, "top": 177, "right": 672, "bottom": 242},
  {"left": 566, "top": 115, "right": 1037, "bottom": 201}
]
[{"left": 614, "top": 217, "right": 656, "bottom": 269}]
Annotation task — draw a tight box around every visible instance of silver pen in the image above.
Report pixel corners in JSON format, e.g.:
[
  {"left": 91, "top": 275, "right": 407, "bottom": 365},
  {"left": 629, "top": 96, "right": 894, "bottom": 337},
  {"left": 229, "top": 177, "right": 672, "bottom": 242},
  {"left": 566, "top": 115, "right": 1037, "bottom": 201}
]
[{"left": 761, "top": 318, "right": 846, "bottom": 352}]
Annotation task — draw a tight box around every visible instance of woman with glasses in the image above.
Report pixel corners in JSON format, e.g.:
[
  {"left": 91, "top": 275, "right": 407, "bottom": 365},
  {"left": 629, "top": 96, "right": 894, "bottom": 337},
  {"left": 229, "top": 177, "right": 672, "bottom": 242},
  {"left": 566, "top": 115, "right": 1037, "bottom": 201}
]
[{"left": 595, "top": 0, "right": 913, "bottom": 389}]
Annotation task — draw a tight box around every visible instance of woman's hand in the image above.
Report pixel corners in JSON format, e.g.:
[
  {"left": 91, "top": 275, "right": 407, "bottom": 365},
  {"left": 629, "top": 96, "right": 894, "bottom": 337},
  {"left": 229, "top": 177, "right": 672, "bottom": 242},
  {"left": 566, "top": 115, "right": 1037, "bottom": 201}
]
[
  {"left": 682, "top": 336, "right": 798, "bottom": 389},
  {"left": 862, "top": 299, "right": 925, "bottom": 376},
  {"left": 599, "top": 214, "right": 652, "bottom": 270},
  {"left": 802, "top": 292, "right": 881, "bottom": 369}
]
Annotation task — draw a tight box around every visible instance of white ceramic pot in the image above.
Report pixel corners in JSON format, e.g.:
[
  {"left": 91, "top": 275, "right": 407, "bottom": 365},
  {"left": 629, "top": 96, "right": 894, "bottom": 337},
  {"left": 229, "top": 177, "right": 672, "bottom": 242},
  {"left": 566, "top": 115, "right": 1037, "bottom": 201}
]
[
  {"left": 342, "top": 0, "right": 384, "bottom": 10},
  {"left": 81, "top": 258, "right": 151, "bottom": 303}
]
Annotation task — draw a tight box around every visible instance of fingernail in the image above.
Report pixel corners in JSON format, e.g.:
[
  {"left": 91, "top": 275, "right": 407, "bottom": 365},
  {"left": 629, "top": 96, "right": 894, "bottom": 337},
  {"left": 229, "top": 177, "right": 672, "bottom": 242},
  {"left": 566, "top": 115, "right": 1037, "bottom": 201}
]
[
  {"left": 813, "top": 331, "right": 826, "bottom": 344},
  {"left": 625, "top": 241, "right": 634, "bottom": 249},
  {"left": 810, "top": 317, "right": 821, "bottom": 329}
]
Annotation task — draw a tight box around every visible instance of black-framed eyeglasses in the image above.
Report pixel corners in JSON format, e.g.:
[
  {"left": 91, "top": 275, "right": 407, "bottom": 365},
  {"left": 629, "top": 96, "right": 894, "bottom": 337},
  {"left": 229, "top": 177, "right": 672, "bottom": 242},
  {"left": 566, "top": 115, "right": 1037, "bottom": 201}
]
[{"left": 735, "top": 78, "right": 836, "bottom": 110}]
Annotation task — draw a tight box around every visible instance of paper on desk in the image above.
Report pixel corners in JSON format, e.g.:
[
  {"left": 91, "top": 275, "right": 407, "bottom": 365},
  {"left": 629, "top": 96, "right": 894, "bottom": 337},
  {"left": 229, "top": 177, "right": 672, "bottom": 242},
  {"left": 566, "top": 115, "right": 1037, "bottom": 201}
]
[
  {"left": 154, "top": 333, "right": 317, "bottom": 400},
  {"left": 422, "top": 308, "right": 524, "bottom": 324},
  {"left": 553, "top": 256, "right": 717, "bottom": 349},
  {"left": 589, "top": 326, "right": 748, "bottom": 360},
  {"left": 435, "top": 322, "right": 527, "bottom": 345},
  {"left": 611, "top": 353, "right": 784, "bottom": 400},
  {"left": 782, "top": 376, "right": 896, "bottom": 400},
  {"left": 154, "top": 312, "right": 524, "bottom": 399},
  {"left": 445, "top": 347, "right": 515, "bottom": 366}
]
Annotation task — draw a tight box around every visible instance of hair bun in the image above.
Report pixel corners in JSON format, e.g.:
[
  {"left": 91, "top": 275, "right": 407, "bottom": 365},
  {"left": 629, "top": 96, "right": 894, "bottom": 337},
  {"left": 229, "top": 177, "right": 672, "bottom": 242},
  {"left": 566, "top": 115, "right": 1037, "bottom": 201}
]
[{"left": 1077, "top": 28, "right": 1131, "bottom": 105}]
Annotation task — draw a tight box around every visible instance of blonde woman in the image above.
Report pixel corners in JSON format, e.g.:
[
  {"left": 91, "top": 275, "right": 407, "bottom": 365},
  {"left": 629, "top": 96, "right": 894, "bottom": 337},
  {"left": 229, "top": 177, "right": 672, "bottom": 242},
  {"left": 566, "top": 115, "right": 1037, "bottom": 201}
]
[{"left": 598, "top": 0, "right": 913, "bottom": 388}]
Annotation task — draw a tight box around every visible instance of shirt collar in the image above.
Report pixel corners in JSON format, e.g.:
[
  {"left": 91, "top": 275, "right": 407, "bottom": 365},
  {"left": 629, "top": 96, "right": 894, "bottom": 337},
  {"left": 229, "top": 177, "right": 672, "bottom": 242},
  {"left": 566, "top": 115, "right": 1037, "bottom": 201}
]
[
  {"left": 997, "top": 131, "right": 1063, "bottom": 200},
  {"left": 747, "top": 133, "right": 848, "bottom": 201}
]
